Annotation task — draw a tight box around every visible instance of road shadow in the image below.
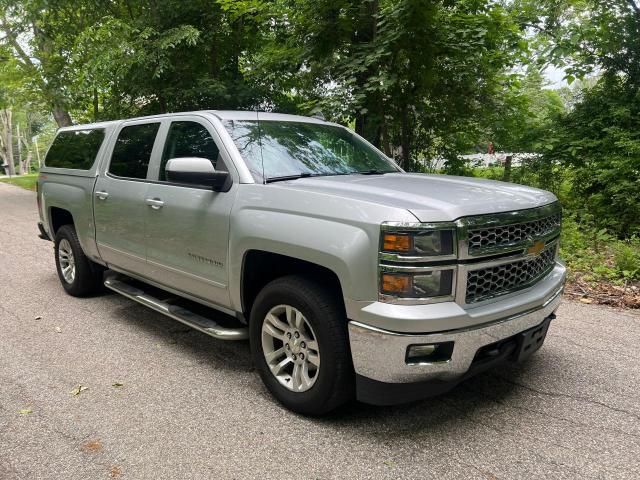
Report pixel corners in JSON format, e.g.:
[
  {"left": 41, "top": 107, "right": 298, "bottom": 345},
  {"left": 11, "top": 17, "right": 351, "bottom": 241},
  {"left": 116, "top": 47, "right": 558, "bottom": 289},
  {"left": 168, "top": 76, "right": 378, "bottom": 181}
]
[
  {"left": 100, "top": 287, "right": 553, "bottom": 432},
  {"left": 106, "top": 294, "right": 253, "bottom": 374}
]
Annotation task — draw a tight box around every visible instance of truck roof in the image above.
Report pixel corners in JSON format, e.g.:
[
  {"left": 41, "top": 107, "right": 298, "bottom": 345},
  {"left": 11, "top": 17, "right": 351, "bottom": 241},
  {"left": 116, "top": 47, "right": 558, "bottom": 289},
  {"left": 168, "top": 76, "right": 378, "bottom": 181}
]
[
  {"left": 57, "top": 110, "right": 330, "bottom": 132},
  {"left": 209, "top": 110, "right": 329, "bottom": 124}
]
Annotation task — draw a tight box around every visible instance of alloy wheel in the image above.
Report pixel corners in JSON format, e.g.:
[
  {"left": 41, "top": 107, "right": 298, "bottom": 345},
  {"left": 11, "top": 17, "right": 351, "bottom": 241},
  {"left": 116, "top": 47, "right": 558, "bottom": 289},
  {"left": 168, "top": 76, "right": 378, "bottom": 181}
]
[
  {"left": 58, "top": 238, "right": 76, "bottom": 284},
  {"left": 261, "top": 304, "right": 320, "bottom": 392}
]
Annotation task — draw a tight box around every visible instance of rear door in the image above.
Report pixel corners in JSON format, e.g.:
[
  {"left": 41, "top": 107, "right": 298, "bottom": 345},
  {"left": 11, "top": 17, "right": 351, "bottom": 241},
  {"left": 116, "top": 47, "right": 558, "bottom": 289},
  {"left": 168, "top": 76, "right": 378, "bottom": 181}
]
[
  {"left": 144, "top": 116, "right": 237, "bottom": 308},
  {"left": 94, "top": 120, "right": 163, "bottom": 276}
]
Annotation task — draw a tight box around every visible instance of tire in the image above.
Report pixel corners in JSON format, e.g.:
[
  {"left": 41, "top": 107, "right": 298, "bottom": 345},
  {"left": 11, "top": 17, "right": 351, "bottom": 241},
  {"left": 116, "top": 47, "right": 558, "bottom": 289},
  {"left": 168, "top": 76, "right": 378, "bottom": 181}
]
[
  {"left": 250, "top": 275, "right": 354, "bottom": 415},
  {"left": 54, "top": 224, "right": 104, "bottom": 297}
]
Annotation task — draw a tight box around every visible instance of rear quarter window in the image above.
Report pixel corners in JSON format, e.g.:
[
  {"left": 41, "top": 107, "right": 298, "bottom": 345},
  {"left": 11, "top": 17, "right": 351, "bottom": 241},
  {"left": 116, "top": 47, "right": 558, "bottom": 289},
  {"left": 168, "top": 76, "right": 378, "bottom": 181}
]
[
  {"left": 108, "top": 123, "right": 160, "bottom": 179},
  {"left": 45, "top": 129, "right": 105, "bottom": 170}
]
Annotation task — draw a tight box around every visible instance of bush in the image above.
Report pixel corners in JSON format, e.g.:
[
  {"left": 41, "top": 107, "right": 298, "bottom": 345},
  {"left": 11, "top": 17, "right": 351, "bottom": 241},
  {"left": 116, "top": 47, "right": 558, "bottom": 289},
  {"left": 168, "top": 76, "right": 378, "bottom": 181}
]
[
  {"left": 558, "top": 215, "right": 640, "bottom": 284},
  {"left": 613, "top": 239, "right": 640, "bottom": 280}
]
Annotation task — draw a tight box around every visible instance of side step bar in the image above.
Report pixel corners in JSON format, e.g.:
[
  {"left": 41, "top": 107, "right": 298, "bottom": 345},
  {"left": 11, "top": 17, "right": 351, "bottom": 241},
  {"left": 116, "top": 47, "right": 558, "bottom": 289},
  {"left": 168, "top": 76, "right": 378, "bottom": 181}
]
[{"left": 104, "top": 276, "right": 248, "bottom": 341}]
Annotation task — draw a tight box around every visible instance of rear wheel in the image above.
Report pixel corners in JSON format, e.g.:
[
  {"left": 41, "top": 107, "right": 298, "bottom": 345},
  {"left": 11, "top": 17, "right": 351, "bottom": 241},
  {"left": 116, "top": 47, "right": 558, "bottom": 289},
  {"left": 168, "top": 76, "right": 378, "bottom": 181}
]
[
  {"left": 54, "top": 224, "right": 104, "bottom": 297},
  {"left": 250, "top": 275, "right": 354, "bottom": 415}
]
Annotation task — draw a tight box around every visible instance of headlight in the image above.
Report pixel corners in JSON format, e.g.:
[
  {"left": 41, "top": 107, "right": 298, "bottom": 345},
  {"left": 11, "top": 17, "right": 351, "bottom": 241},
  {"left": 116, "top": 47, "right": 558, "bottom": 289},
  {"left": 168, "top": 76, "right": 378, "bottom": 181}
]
[
  {"left": 379, "top": 224, "right": 457, "bottom": 303},
  {"left": 380, "top": 269, "right": 455, "bottom": 299},
  {"left": 382, "top": 229, "right": 455, "bottom": 257}
]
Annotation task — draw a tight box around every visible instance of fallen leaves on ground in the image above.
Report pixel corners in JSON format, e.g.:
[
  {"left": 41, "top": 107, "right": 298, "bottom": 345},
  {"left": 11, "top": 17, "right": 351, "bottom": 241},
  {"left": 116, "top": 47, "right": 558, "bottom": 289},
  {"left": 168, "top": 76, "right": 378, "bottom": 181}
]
[
  {"left": 80, "top": 439, "right": 102, "bottom": 453},
  {"left": 18, "top": 409, "right": 32, "bottom": 415},
  {"left": 112, "top": 383, "right": 124, "bottom": 388},
  {"left": 566, "top": 276, "right": 640, "bottom": 309},
  {"left": 70, "top": 385, "right": 88, "bottom": 396},
  {"left": 110, "top": 465, "right": 122, "bottom": 478}
]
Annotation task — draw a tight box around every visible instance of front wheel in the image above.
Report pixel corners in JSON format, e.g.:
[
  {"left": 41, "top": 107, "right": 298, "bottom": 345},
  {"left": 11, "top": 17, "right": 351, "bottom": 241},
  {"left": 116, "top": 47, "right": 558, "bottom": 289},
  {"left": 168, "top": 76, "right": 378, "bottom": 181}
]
[{"left": 250, "top": 275, "right": 354, "bottom": 415}]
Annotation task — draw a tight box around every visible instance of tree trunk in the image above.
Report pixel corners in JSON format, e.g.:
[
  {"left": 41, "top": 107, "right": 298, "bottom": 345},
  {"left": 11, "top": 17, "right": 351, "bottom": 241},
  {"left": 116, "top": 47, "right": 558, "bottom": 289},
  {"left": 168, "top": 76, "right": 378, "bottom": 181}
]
[
  {"left": 52, "top": 105, "right": 72, "bottom": 127},
  {"left": 380, "top": 121, "right": 392, "bottom": 156},
  {"left": 503, "top": 155, "right": 513, "bottom": 182},
  {"left": 355, "top": 111, "right": 382, "bottom": 147},
  {"left": 34, "top": 137, "right": 42, "bottom": 167},
  {"left": 93, "top": 88, "right": 99, "bottom": 121},
  {"left": 16, "top": 123, "right": 23, "bottom": 174},
  {"left": 0, "top": 109, "right": 16, "bottom": 176},
  {"left": 352, "top": 0, "right": 381, "bottom": 146},
  {"left": 400, "top": 104, "right": 411, "bottom": 169},
  {"left": 24, "top": 151, "right": 32, "bottom": 174},
  {"left": 355, "top": 115, "right": 366, "bottom": 137},
  {"left": 157, "top": 94, "right": 167, "bottom": 113}
]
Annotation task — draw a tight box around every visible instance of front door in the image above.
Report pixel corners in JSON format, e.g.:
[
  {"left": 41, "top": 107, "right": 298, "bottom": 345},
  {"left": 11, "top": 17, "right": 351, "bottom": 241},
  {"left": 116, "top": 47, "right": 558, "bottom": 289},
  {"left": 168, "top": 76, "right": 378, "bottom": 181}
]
[
  {"left": 94, "top": 121, "right": 162, "bottom": 276},
  {"left": 144, "top": 117, "right": 237, "bottom": 308}
]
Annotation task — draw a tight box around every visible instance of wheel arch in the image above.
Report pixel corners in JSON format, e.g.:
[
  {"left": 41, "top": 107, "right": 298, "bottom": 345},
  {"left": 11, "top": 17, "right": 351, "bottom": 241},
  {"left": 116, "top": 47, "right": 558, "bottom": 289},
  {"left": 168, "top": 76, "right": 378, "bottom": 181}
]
[
  {"left": 49, "top": 206, "right": 75, "bottom": 234},
  {"left": 239, "top": 250, "right": 346, "bottom": 320}
]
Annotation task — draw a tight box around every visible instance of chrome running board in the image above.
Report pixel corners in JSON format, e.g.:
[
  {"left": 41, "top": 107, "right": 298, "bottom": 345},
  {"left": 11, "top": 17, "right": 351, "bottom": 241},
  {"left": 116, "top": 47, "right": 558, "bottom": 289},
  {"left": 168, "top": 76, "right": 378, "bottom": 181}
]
[{"left": 104, "top": 275, "right": 248, "bottom": 341}]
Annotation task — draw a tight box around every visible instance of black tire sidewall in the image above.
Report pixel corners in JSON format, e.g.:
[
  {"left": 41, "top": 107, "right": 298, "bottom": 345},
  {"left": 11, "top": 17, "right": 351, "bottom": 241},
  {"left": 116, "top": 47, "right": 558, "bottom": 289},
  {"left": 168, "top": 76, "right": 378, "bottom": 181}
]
[
  {"left": 54, "top": 225, "right": 101, "bottom": 296},
  {"left": 250, "top": 277, "right": 352, "bottom": 415}
]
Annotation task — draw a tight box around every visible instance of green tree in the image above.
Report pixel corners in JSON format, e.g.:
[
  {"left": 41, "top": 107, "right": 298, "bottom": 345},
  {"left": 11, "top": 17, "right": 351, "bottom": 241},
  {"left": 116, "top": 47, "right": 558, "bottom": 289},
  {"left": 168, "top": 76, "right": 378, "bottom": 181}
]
[
  {"left": 546, "top": 79, "right": 640, "bottom": 236},
  {"left": 518, "top": 0, "right": 640, "bottom": 236},
  {"left": 268, "top": 0, "right": 528, "bottom": 168}
]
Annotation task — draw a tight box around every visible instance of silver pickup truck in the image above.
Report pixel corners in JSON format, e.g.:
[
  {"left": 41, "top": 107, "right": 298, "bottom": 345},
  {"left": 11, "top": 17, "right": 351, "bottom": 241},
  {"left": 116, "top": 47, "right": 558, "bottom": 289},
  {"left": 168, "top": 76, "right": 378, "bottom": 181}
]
[{"left": 37, "top": 111, "right": 566, "bottom": 415}]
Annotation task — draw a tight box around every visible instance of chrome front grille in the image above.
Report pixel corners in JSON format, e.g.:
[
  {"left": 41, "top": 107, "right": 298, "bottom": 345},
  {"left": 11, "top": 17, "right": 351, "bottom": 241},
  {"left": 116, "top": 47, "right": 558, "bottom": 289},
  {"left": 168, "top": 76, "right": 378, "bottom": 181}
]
[
  {"left": 378, "top": 202, "right": 563, "bottom": 306},
  {"left": 467, "top": 212, "right": 561, "bottom": 255},
  {"left": 465, "top": 243, "right": 557, "bottom": 304}
]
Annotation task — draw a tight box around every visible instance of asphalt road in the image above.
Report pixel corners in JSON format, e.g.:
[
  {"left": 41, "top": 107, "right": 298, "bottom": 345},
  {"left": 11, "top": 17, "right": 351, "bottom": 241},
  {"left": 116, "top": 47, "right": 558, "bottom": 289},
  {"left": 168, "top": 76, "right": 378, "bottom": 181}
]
[{"left": 1, "top": 182, "right": 639, "bottom": 480}]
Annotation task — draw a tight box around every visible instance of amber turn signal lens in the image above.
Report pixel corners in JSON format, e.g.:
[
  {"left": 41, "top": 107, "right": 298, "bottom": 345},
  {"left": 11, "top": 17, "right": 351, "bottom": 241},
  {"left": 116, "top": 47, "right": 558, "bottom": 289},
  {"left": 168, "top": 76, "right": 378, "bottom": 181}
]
[
  {"left": 383, "top": 233, "right": 411, "bottom": 252},
  {"left": 381, "top": 274, "right": 411, "bottom": 294}
]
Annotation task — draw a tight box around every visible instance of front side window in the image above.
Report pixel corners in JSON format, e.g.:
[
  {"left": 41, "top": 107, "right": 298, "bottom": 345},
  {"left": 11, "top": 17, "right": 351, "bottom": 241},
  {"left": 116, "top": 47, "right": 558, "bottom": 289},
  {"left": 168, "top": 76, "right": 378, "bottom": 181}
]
[
  {"left": 45, "top": 129, "right": 105, "bottom": 170},
  {"left": 223, "top": 120, "right": 398, "bottom": 182},
  {"left": 109, "top": 123, "right": 160, "bottom": 179},
  {"left": 159, "top": 121, "right": 223, "bottom": 181}
]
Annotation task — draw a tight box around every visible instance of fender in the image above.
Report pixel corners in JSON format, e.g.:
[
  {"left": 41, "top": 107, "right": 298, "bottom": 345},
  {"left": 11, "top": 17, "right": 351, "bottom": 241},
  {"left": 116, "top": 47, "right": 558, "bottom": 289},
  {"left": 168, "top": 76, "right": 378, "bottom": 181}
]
[
  {"left": 40, "top": 172, "right": 101, "bottom": 262},
  {"left": 229, "top": 209, "right": 378, "bottom": 312}
]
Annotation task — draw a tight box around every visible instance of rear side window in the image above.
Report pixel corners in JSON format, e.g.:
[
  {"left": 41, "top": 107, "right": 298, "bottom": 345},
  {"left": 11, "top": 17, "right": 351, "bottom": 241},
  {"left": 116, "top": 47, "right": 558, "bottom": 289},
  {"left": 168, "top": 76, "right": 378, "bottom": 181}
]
[
  {"left": 109, "top": 123, "right": 160, "bottom": 179},
  {"left": 45, "top": 129, "right": 105, "bottom": 170}
]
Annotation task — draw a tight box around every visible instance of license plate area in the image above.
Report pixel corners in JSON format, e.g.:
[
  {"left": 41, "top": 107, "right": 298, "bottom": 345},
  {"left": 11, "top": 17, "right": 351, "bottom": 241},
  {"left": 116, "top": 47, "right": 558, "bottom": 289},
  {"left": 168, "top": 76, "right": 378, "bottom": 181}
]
[{"left": 514, "top": 314, "right": 554, "bottom": 362}]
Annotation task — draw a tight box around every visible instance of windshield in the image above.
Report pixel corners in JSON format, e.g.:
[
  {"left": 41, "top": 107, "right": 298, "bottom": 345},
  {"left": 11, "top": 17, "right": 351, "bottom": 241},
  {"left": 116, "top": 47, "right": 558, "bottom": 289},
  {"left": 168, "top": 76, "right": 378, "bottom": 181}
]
[{"left": 223, "top": 120, "right": 399, "bottom": 182}]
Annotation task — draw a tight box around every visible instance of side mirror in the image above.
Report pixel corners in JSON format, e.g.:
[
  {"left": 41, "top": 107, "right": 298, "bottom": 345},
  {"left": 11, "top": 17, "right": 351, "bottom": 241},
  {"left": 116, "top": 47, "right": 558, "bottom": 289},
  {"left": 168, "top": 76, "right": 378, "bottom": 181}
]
[{"left": 165, "top": 157, "right": 230, "bottom": 191}]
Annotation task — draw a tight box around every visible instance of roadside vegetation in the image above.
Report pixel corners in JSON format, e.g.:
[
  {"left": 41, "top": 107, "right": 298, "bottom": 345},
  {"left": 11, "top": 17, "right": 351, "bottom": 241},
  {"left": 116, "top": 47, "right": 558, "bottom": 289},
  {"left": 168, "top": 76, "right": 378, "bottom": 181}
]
[
  {"left": 1, "top": 0, "right": 638, "bottom": 307},
  {"left": 0, "top": 173, "right": 37, "bottom": 191}
]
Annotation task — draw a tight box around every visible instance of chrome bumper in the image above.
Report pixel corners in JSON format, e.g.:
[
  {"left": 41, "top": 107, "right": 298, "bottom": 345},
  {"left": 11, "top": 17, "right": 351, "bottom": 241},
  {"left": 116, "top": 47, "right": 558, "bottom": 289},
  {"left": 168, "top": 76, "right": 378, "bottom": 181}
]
[{"left": 348, "top": 282, "right": 563, "bottom": 384}]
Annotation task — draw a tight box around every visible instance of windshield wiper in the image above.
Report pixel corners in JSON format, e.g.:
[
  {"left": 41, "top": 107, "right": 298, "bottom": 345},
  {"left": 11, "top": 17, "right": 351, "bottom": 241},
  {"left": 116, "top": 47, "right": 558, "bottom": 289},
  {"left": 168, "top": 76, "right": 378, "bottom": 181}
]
[
  {"left": 265, "top": 172, "right": 354, "bottom": 183},
  {"left": 356, "top": 169, "right": 394, "bottom": 175},
  {"left": 266, "top": 170, "right": 395, "bottom": 183},
  {"left": 265, "top": 173, "right": 313, "bottom": 183}
]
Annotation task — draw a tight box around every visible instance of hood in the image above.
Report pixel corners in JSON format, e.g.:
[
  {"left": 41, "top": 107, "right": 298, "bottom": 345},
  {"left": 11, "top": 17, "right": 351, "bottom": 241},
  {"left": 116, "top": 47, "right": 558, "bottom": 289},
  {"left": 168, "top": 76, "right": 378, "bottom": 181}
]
[{"left": 279, "top": 173, "right": 557, "bottom": 222}]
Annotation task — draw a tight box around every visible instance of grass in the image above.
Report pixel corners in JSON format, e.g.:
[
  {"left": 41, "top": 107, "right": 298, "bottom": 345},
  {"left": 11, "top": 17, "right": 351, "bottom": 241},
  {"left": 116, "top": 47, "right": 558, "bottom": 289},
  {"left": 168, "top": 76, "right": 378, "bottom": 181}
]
[{"left": 0, "top": 173, "right": 38, "bottom": 191}]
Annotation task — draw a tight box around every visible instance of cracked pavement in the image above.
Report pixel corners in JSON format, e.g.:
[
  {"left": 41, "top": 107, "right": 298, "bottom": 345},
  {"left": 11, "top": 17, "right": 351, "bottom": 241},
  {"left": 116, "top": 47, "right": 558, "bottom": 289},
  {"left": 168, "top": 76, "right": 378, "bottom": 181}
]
[{"left": 0, "top": 182, "right": 639, "bottom": 479}]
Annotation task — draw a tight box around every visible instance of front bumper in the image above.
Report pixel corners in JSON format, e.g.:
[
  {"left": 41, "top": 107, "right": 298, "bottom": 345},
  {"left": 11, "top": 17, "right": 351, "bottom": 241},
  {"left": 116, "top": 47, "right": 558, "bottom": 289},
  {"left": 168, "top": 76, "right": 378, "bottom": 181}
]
[{"left": 348, "top": 263, "right": 565, "bottom": 405}]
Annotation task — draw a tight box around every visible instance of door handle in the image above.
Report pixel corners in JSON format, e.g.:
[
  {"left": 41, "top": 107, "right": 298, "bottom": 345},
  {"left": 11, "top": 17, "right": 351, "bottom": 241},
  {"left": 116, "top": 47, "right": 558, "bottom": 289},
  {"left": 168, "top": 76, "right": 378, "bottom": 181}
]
[
  {"left": 145, "top": 198, "right": 164, "bottom": 209},
  {"left": 95, "top": 191, "right": 109, "bottom": 200}
]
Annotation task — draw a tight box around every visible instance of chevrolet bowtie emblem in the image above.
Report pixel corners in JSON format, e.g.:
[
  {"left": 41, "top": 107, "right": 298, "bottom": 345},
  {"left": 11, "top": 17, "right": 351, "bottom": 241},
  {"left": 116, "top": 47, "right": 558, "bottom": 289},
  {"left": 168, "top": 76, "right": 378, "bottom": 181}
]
[{"left": 527, "top": 240, "right": 545, "bottom": 256}]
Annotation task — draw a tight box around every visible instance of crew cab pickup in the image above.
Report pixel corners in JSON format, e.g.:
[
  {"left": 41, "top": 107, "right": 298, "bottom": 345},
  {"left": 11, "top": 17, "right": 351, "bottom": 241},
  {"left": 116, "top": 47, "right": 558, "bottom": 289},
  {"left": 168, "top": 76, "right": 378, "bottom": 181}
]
[{"left": 37, "top": 111, "right": 566, "bottom": 415}]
